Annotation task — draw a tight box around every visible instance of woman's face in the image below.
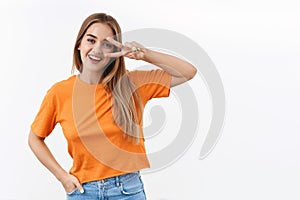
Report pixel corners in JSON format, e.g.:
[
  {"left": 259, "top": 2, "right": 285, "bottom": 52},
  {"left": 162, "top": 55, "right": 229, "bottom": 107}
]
[{"left": 78, "top": 22, "right": 115, "bottom": 74}]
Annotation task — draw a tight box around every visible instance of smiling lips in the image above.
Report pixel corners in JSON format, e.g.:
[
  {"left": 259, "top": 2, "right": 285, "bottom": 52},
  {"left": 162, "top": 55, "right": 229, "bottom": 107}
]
[{"left": 88, "top": 54, "right": 102, "bottom": 62}]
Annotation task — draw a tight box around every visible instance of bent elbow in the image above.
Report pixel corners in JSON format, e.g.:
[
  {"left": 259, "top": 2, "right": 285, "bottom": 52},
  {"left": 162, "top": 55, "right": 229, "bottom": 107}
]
[
  {"left": 186, "top": 66, "right": 197, "bottom": 80},
  {"left": 28, "top": 130, "right": 45, "bottom": 149},
  {"left": 28, "top": 131, "right": 35, "bottom": 149}
]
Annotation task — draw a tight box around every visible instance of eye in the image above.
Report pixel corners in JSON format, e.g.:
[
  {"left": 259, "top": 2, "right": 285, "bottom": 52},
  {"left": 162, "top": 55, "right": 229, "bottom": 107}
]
[
  {"left": 87, "top": 38, "right": 95, "bottom": 44},
  {"left": 102, "top": 41, "right": 113, "bottom": 49}
]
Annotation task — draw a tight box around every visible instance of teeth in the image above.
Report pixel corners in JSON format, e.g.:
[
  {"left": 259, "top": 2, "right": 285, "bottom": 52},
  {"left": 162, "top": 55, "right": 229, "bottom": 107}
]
[{"left": 88, "top": 55, "right": 101, "bottom": 61}]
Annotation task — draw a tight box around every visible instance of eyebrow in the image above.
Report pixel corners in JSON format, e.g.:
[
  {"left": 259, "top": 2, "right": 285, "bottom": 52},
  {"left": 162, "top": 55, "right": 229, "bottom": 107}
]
[
  {"left": 86, "top": 33, "right": 109, "bottom": 42},
  {"left": 86, "top": 34, "right": 97, "bottom": 39}
]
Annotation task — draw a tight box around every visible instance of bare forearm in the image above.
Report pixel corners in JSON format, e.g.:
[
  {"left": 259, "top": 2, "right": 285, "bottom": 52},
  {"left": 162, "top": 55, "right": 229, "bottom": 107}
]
[
  {"left": 28, "top": 130, "right": 68, "bottom": 182},
  {"left": 143, "top": 49, "right": 197, "bottom": 80}
]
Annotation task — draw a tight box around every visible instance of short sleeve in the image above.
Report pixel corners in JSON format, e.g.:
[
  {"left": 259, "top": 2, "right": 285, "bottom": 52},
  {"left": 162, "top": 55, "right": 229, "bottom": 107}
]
[
  {"left": 129, "top": 69, "right": 172, "bottom": 102},
  {"left": 30, "top": 86, "right": 58, "bottom": 138}
]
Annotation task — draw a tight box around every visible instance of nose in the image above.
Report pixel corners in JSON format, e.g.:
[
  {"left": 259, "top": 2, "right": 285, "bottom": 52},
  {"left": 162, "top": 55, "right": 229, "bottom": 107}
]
[{"left": 92, "top": 43, "right": 103, "bottom": 55}]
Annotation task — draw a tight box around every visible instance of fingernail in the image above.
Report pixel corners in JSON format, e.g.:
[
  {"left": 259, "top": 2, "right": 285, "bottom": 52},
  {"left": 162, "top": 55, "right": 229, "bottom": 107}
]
[
  {"left": 80, "top": 189, "right": 84, "bottom": 193},
  {"left": 106, "top": 37, "right": 110, "bottom": 40}
]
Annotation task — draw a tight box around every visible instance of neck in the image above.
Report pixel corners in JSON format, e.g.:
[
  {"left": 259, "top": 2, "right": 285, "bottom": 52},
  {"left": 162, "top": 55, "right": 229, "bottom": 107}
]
[{"left": 79, "top": 70, "right": 103, "bottom": 84}]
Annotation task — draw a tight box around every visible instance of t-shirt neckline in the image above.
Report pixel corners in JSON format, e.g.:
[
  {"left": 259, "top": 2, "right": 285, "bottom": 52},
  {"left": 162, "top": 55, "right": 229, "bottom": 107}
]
[{"left": 75, "top": 74, "right": 103, "bottom": 88}]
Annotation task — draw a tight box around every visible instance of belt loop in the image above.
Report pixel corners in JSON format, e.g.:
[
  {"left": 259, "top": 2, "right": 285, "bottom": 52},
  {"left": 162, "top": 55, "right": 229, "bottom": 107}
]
[{"left": 116, "top": 175, "right": 120, "bottom": 187}]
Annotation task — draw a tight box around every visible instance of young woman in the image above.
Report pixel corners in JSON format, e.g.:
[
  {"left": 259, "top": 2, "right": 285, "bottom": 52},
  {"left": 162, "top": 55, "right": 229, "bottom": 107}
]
[{"left": 28, "top": 13, "right": 196, "bottom": 200}]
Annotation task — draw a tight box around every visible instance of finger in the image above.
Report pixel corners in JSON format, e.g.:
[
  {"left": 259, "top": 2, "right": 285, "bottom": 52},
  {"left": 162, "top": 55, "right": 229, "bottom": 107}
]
[
  {"left": 125, "top": 53, "right": 136, "bottom": 59},
  {"left": 126, "top": 52, "right": 134, "bottom": 57},
  {"left": 124, "top": 42, "right": 134, "bottom": 49},
  {"left": 106, "top": 37, "right": 123, "bottom": 48},
  {"left": 74, "top": 181, "right": 84, "bottom": 194},
  {"left": 133, "top": 52, "right": 144, "bottom": 60},
  {"left": 126, "top": 52, "right": 143, "bottom": 60},
  {"left": 66, "top": 187, "right": 76, "bottom": 195},
  {"left": 124, "top": 42, "right": 143, "bottom": 53},
  {"left": 104, "top": 51, "right": 126, "bottom": 58}
]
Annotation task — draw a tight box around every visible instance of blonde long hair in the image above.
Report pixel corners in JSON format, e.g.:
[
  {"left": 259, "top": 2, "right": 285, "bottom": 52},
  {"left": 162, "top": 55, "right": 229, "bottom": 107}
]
[{"left": 72, "top": 13, "right": 143, "bottom": 144}]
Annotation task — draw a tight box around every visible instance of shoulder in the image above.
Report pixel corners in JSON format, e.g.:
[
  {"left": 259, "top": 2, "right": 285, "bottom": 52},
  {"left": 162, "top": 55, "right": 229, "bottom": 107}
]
[
  {"left": 46, "top": 75, "right": 76, "bottom": 96},
  {"left": 127, "top": 69, "right": 171, "bottom": 86},
  {"left": 127, "top": 69, "right": 159, "bottom": 81}
]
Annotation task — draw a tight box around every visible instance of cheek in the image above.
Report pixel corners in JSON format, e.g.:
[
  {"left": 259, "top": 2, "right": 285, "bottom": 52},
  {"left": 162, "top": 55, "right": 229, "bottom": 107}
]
[
  {"left": 79, "top": 46, "right": 91, "bottom": 60},
  {"left": 79, "top": 43, "right": 92, "bottom": 52}
]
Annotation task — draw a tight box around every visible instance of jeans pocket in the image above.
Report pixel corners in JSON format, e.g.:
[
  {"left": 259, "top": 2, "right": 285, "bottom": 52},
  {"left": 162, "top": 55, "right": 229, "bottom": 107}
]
[{"left": 120, "top": 176, "right": 144, "bottom": 195}]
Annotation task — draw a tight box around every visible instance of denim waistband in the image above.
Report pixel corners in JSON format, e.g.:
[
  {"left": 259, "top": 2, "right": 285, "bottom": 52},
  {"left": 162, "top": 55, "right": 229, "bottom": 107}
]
[{"left": 83, "top": 171, "right": 140, "bottom": 187}]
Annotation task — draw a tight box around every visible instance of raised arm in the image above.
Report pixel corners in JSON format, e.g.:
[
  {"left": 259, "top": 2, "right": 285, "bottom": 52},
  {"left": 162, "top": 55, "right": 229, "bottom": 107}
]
[
  {"left": 141, "top": 49, "right": 197, "bottom": 87},
  {"left": 105, "top": 38, "right": 197, "bottom": 87}
]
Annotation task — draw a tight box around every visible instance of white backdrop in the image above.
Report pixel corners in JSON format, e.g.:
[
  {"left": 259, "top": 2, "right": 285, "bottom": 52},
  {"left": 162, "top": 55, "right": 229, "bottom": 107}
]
[{"left": 1, "top": 0, "right": 300, "bottom": 199}]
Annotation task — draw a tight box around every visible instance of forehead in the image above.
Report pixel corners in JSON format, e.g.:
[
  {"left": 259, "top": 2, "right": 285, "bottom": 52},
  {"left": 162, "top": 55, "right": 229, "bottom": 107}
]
[{"left": 85, "top": 22, "right": 114, "bottom": 40}]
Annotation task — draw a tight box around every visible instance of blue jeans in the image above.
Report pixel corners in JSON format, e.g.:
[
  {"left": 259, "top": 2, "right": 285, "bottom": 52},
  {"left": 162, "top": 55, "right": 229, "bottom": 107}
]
[{"left": 66, "top": 171, "right": 146, "bottom": 200}]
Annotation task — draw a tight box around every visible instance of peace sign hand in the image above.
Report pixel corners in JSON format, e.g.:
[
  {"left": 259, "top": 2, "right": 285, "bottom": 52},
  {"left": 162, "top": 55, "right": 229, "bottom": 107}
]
[{"left": 104, "top": 37, "right": 146, "bottom": 60}]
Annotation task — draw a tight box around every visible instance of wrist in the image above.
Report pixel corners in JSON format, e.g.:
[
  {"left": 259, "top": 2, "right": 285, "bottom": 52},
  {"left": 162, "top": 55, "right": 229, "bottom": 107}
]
[
  {"left": 141, "top": 48, "right": 152, "bottom": 62},
  {"left": 56, "top": 170, "right": 69, "bottom": 182}
]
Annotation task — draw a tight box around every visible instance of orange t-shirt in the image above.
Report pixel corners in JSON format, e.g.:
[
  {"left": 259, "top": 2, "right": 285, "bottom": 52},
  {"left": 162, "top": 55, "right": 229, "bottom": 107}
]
[{"left": 31, "top": 69, "right": 171, "bottom": 184}]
